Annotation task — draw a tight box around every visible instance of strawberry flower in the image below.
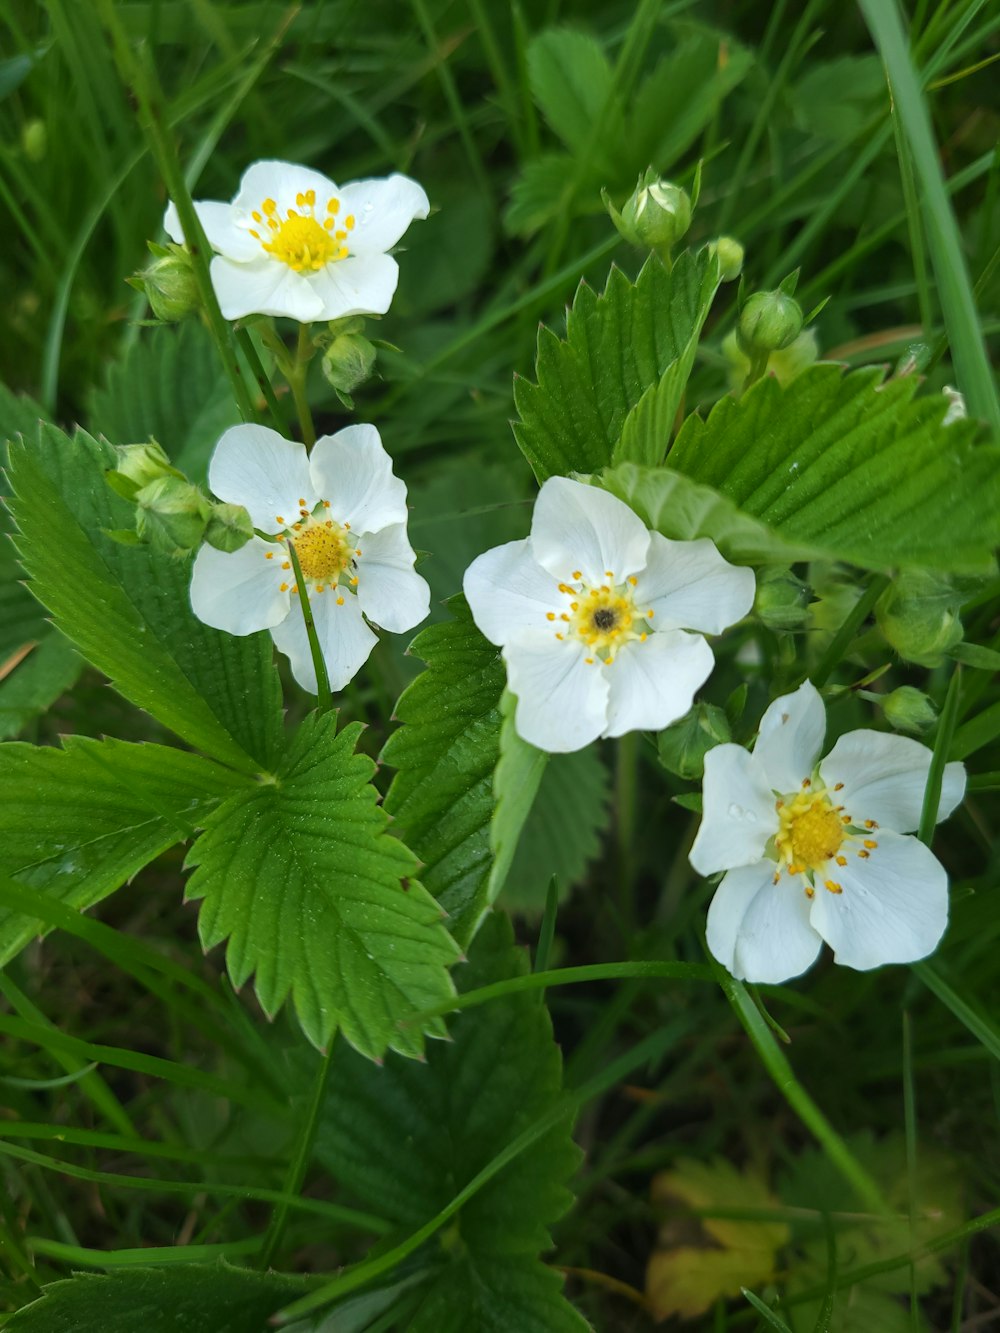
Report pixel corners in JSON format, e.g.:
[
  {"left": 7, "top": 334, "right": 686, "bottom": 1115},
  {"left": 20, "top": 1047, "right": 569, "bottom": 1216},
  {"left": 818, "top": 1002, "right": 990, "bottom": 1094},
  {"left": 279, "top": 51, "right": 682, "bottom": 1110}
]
[
  {"left": 165, "top": 160, "right": 429, "bottom": 322},
  {"left": 690, "top": 681, "right": 966, "bottom": 982},
  {"left": 463, "top": 477, "right": 755, "bottom": 752},
  {"left": 190, "top": 423, "right": 429, "bottom": 693}
]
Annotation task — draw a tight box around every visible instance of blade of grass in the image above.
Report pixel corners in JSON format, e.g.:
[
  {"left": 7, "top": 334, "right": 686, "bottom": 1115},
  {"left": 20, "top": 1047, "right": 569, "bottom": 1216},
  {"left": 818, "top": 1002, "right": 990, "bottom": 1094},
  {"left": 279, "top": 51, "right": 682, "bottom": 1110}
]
[{"left": 859, "top": 0, "right": 1000, "bottom": 430}]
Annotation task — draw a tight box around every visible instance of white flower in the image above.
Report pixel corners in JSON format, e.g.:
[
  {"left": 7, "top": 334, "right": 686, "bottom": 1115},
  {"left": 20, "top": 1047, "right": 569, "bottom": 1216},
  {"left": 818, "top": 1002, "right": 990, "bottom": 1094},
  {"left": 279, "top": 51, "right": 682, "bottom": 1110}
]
[
  {"left": 165, "top": 160, "right": 429, "bottom": 322},
  {"left": 690, "top": 681, "right": 966, "bottom": 983},
  {"left": 462, "top": 477, "right": 755, "bottom": 753},
  {"left": 190, "top": 423, "right": 430, "bottom": 693}
]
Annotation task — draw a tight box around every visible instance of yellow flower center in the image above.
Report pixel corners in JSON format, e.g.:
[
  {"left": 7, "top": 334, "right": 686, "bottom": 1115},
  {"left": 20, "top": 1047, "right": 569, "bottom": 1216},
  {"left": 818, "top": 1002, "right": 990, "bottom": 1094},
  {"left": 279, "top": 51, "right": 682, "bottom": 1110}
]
[
  {"left": 248, "top": 191, "right": 355, "bottom": 273},
  {"left": 546, "top": 570, "right": 654, "bottom": 664},
  {"left": 293, "top": 521, "right": 350, "bottom": 580},
  {"left": 775, "top": 788, "right": 844, "bottom": 874}
]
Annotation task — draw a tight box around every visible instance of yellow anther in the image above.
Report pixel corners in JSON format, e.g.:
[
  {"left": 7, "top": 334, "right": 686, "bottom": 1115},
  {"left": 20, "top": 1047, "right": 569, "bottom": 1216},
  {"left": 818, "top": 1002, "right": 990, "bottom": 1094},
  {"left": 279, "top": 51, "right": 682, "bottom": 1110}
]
[
  {"left": 572, "top": 570, "right": 582, "bottom": 579},
  {"left": 327, "top": 197, "right": 340, "bottom": 214},
  {"left": 546, "top": 612, "right": 555, "bottom": 621},
  {"left": 265, "top": 552, "right": 274, "bottom": 560},
  {"left": 834, "top": 782, "right": 844, "bottom": 791},
  {"left": 858, "top": 849, "right": 870, "bottom": 859},
  {"left": 263, "top": 198, "right": 277, "bottom": 214},
  {"left": 279, "top": 582, "right": 289, "bottom": 592},
  {"left": 835, "top": 855, "right": 847, "bottom": 866},
  {"left": 864, "top": 839, "right": 878, "bottom": 849},
  {"left": 584, "top": 656, "right": 594, "bottom": 664},
  {"left": 627, "top": 575, "right": 637, "bottom": 586},
  {"left": 805, "top": 886, "right": 815, "bottom": 899},
  {"left": 276, "top": 515, "right": 285, "bottom": 524},
  {"left": 336, "top": 595, "right": 345, "bottom": 605},
  {"left": 824, "top": 880, "right": 843, "bottom": 894},
  {"left": 345, "top": 214, "right": 355, "bottom": 229},
  {"left": 865, "top": 819, "right": 879, "bottom": 829}
]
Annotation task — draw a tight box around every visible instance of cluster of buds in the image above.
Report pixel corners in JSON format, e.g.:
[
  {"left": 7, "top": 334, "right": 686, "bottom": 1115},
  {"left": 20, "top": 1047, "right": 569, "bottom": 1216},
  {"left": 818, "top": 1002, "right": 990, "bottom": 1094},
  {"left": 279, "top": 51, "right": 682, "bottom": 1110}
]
[{"left": 105, "top": 442, "right": 253, "bottom": 558}]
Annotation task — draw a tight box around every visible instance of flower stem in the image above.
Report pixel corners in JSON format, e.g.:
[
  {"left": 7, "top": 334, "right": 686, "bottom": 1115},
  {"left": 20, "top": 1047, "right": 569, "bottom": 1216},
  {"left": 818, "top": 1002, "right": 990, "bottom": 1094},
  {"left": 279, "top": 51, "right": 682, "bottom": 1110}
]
[
  {"left": 740, "top": 348, "right": 771, "bottom": 393},
  {"left": 917, "top": 662, "right": 962, "bottom": 844},
  {"left": 811, "top": 571, "right": 891, "bottom": 688},
  {"left": 259, "top": 1042, "right": 335, "bottom": 1271},
  {"left": 285, "top": 543, "right": 333, "bottom": 711},
  {"left": 95, "top": 0, "right": 257, "bottom": 423},
  {"left": 235, "top": 326, "right": 286, "bottom": 433},
  {"left": 289, "top": 323, "right": 317, "bottom": 449}
]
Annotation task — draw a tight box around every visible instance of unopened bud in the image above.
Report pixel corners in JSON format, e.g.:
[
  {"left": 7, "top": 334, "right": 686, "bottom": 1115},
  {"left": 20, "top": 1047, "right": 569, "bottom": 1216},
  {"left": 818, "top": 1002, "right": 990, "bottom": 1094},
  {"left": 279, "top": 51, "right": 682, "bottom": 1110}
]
[
  {"left": 606, "top": 171, "right": 691, "bottom": 251},
  {"left": 118, "top": 441, "right": 179, "bottom": 488},
  {"left": 710, "top": 236, "right": 744, "bottom": 281},
  {"left": 22, "top": 118, "right": 47, "bottom": 163},
  {"left": 754, "top": 567, "right": 811, "bottom": 630},
  {"left": 881, "top": 686, "right": 938, "bottom": 736},
  {"left": 204, "top": 501, "right": 254, "bottom": 553},
  {"left": 133, "top": 246, "right": 199, "bottom": 322},
  {"left": 876, "top": 570, "right": 964, "bottom": 667},
  {"left": 322, "top": 331, "right": 377, "bottom": 396},
  {"left": 657, "top": 703, "right": 731, "bottom": 781},
  {"left": 737, "top": 289, "right": 804, "bottom": 356},
  {"left": 135, "top": 477, "right": 210, "bottom": 557}
]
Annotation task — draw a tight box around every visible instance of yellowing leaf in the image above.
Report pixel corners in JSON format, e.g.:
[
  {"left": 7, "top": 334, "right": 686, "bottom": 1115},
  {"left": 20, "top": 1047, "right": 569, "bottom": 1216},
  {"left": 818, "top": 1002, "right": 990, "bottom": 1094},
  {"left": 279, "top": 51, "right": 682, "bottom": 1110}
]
[{"left": 646, "top": 1157, "right": 788, "bottom": 1321}]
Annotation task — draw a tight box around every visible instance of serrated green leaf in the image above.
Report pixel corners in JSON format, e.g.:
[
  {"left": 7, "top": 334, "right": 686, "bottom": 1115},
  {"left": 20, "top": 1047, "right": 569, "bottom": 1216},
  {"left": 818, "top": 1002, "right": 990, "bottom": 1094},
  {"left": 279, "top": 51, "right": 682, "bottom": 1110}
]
[
  {"left": 504, "top": 152, "right": 577, "bottom": 237},
  {"left": 314, "top": 912, "right": 589, "bottom": 1332},
  {"left": 629, "top": 29, "right": 753, "bottom": 169},
  {"left": 4, "top": 1261, "right": 309, "bottom": 1332},
  {"left": 667, "top": 365, "right": 1000, "bottom": 573},
  {"left": 0, "top": 736, "right": 246, "bottom": 968},
  {"left": 381, "top": 598, "right": 506, "bottom": 946},
  {"left": 528, "top": 28, "right": 624, "bottom": 167},
  {"left": 501, "top": 744, "right": 611, "bottom": 913},
  {"left": 1, "top": 383, "right": 52, "bottom": 656},
  {"left": 185, "top": 712, "right": 459, "bottom": 1059},
  {"left": 513, "top": 250, "right": 720, "bottom": 482},
  {"left": 5, "top": 424, "right": 282, "bottom": 771},
  {"left": 87, "top": 321, "right": 241, "bottom": 481},
  {"left": 488, "top": 690, "right": 548, "bottom": 903},
  {"left": 0, "top": 631, "right": 81, "bottom": 739},
  {"left": 598, "top": 462, "right": 814, "bottom": 564}
]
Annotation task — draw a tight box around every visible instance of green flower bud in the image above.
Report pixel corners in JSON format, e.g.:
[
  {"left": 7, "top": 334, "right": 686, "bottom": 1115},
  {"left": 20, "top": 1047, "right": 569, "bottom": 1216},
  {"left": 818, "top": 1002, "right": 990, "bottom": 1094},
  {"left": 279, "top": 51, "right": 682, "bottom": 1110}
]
[
  {"left": 134, "top": 246, "right": 199, "bottom": 322},
  {"left": 22, "top": 118, "right": 47, "bottom": 163},
  {"left": 754, "top": 567, "right": 811, "bottom": 631},
  {"left": 881, "top": 686, "right": 938, "bottom": 736},
  {"left": 737, "top": 290, "right": 804, "bottom": 356},
  {"left": 135, "top": 476, "right": 211, "bottom": 557},
  {"left": 876, "top": 570, "right": 964, "bottom": 667},
  {"left": 710, "top": 236, "right": 744, "bottom": 281},
  {"left": 204, "top": 501, "right": 254, "bottom": 553},
  {"left": 321, "top": 331, "right": 377, "bottom": 395},
  {"left": 117, "top": 441, "right": 179, "bottom": 488},
  {"left": 657, "top": 703, "right": 731, "bottom": 781},
  {"left": 606, "top": 172, "right": 691, "bottom": 251}
]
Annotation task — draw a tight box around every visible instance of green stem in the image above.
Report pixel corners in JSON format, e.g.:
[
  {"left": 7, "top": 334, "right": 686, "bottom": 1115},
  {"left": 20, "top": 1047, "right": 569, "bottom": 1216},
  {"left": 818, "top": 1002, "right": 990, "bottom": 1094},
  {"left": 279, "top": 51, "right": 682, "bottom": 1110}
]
[
  {"left": 95, "top": 0, "right": 257, "bottom": 422},
  {"left": 741, "top": 348, "right": 771, "bottom": 393},
  {"left": 615, "top": 731, "right": 640, "bottom": 932},
  {"left": 259, "top": 1043, "right": 336, "bottom": 1270},
  {"left": 917, "top": 662, "right": 962, "bottom": 844},
  {"left": 811, "top": 572, "right": 892, "bottom": 688},
  {"left": 235, "top": 326, "right": 286, "bottom": 432},
  {"left": 289, "top": 322, "right": 317, "bottom": 448},
  {"left": 285, "top": 542, "right": 333, "bottom": 711}
]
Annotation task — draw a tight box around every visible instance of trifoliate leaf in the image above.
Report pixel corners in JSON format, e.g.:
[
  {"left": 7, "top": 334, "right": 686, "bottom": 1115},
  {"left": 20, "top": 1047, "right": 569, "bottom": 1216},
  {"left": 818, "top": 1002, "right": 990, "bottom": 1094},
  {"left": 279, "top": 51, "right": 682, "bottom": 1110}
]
[
  {"left": 666, "top": 365, "right": 1000, "bottom": 574},
  {"left": 87, "top": 320, "right": 241, "bottom": 481},
  {"left": 646, "top": 1157, "right": 789, "bottom": 1320},
  {"left": 528, "top": 28, "right": 624, "bottom": 167},
  {"left": 513, "top": 250, "right": 720, "bottom": 482},
  {"left": 0, "top": 736, "right": 248, "bottom": 967},
  {"left": 6, "top": 423, "right": 282, "bottom": 772},
  {"left": 185, "top": 712, "right": 459, "bottom": 1059},
  {"left": 314, "top": 912, "right": 589, "bottom": 1332},
  {"left": 381, "top": 598, "right": 506, "bottom": 946},
  {"left": 4, "top": 1262, "right": 309, "bottom": 1332}
]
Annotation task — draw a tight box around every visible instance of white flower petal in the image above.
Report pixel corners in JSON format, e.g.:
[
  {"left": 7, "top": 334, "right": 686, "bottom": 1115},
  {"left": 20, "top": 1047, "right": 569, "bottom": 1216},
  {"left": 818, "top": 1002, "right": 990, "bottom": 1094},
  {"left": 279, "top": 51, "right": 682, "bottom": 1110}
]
[
  {"left": 164, "top": 199, "right": 260, "bottom": 261},
  {"left": 707, "top": 861, "right": 823, "bottom": 984},
  {"left": 690, "top": 743, "right": 777, "bottom": 876},
  {"left": 632, "top": 534, "right": 755, "bottom": 634},
  {"left": 307, "top": 253, "right": 400, "bottom": 319},
  {"left": 208, "top": 424, "right": 315, "bottom": 533},
  {"left": 189, "top": 538, "right": 290, "bottom": 635},
  {"left": 209, "top": 255, "right": 325, "bottom": 322},
  {"left": 270, "top": 587, "right": 378, "bottom": 694},
  {"left": 602, "top": 628, "right": 714, "bottom": 738},
  {"left": 808, "top": 830, "right": 949, "bottom": 970},
  {"left": 463, "top": 539, "right": 562, "bottom": 647},
  {"left": 504, "top": 633, "right": 609, "bottom": 753},
  {"left": 819, "top": 730, "right": 966, "bottom": 833},
  {"left": 530, "top": 477, "right": 650, "bottom": 585},
  {"left": 337, "top": 174, "right": 430, "bottom": 253},
  {"left": 308, "top": 423, "right": 407, "bottom": 533},
  {"left": 232, "top": 160, "right": 340, "bottom": 216},
  {"left": 753, "top": 681, "right": 826, "bottom": 793},
  {"left": 356, "top": 524, "right": 430, "bottom": 632}
]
